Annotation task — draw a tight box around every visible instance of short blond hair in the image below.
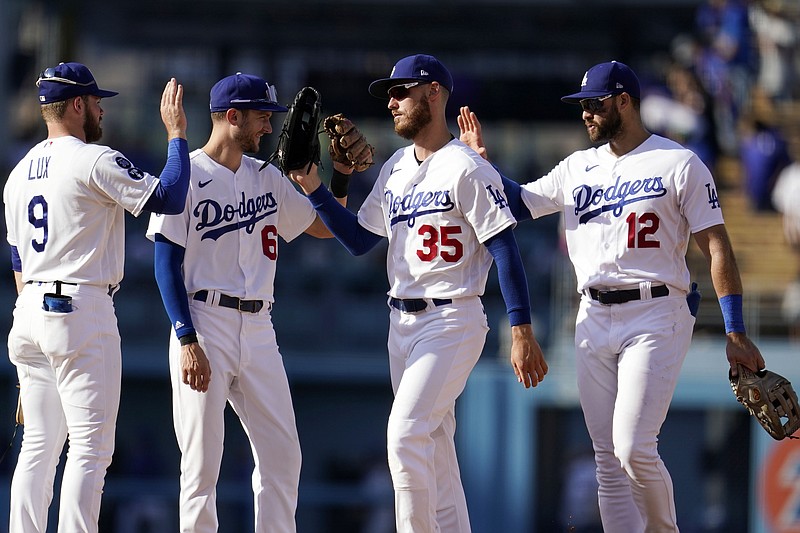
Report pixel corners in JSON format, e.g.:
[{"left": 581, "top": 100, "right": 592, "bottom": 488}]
[
  {"left": 39, "top": 95, "right": 87, "bottom": 122},
  {"left": 40, "top": 100, "right": 69, "bottom": 122}
]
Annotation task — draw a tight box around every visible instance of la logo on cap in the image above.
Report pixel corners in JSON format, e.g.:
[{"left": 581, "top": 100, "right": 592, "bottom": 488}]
[{"left": 581, "top": 72, "right": 589, "bottom": 87}]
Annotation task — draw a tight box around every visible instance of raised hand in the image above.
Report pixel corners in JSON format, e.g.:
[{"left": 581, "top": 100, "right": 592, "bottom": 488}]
[
  {"left": 457, "top": 106, "right": 488, "bottom": 161},
  {"left": 161, "top": 78, "right": 187, "bottom": 141}
]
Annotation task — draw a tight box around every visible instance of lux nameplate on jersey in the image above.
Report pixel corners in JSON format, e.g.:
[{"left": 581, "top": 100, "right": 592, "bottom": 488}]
[{"left": 28, "top": 156, "right": 51, "bottom": 180}]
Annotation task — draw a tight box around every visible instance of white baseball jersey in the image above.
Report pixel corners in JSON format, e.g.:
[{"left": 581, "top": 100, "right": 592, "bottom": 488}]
[
  {"left": 358, "top": 138, "right": 515, "bottom": 299},
  {"left": 146, "top": 149, "right": 316, "bottom": 303},
  {"left": 4, "top": 136, "right": 159, "bottom": 285},
  {"left": 521, "top": 134, "right": 724, "bottom": 292}
]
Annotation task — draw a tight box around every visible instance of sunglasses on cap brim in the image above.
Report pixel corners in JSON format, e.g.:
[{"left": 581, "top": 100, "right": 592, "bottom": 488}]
[
  {"left": 579, "top": 93, "right": 616, "bottom": 113},
  {"left": 387, "top": 81, "right": 431, "bottom": 100},
  {"left": 36, "top": 67, "right": 95, "bottom": 88}
]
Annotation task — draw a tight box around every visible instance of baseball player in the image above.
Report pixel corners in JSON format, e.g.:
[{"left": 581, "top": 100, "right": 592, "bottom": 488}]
[
  {"left": 3, "top": 62, "right": 189, "bottom": 533},
  {"left": 146, "top": 73, "right": 365, "bottom": 533},
  {"left": 459, "top": 61, "right": 765, "bottom": 532},
  {"left": 287, "top": 54, "right": 547, "bottom": 533}
]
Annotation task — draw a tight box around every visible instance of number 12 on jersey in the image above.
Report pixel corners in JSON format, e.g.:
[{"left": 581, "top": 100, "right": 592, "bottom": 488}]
[{"left": 626, "top": 211, "right": 660, "bottom": 249}]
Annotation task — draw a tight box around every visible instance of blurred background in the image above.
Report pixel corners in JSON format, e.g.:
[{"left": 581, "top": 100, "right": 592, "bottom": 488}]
[{"left": 0, "top": 0, "right": 799, "bottom": 531}]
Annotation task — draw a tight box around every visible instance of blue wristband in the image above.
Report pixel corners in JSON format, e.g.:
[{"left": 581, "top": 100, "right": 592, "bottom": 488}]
[{"left": 719, "top": 294, "right": 745, "bottom": 334}]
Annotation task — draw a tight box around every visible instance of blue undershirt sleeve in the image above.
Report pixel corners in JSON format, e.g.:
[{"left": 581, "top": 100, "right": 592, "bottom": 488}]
[
  {"left": 143, "top": 138, "right": 190, "bottom": 215},
  {"left": 153, "top": 234, "right": 195, "bottom": 338},
  {"left": 306, "top": 185, "right": 382, "bottom": 255},
  {"left": 10, "top": 246, "right": 21, "bottom": 272},
  {"left": 485, "top": 227, "right": 532, "bottom": 326}
]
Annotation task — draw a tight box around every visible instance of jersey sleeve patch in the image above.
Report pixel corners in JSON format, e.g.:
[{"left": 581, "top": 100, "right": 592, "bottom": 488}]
[
  {"left": 115, "top": 156, "right": 145, "bottom": 181},
  {"left": 128, "top": 167, "right": 144, "bottom": 181}
]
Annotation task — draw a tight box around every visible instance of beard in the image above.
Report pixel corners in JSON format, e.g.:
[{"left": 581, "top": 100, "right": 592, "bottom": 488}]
[
  {"left": 234, "top": 112, "right": 261, "bottom": 153},
  {"left": 395, "top": 96, "right": 432, "bottom": 140},
  {"left": 234, "top": 128, "right": 260, "bottom": 154},
  {"left": 587, "top": 101, "right": 623, "bottom": 143},
  {"left": 83, "top": 107, "right": 102, "bottom": 143}
]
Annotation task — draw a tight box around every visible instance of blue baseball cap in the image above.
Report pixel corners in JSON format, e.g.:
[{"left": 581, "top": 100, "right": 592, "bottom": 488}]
[
  {"left": 36, "top": 62, "right": 118, "bottom": 104},
  {"left": 209, "top": 73, "right": 288, "bottom": 113},
  {"left": 368, "top": 54, "right": 453, "bottom": 99},
  {"left": 561, "top": 61, "right": 640, "bottom": 103}
]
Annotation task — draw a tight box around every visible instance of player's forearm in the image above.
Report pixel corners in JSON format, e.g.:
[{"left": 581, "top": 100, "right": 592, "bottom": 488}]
[
  {"left": 696, "top": 225, "right": 747, "bottom": 333},
  {"left": 695, "top": 225, "right": 743, "bottom": 297},
  {"left": 307, "top": 186, "right": 382, "bottom": 255},
  {"left": 153, "top": 236, "right": 195, "bottom": 339},
  {"left": 485, "top": 227, "right": 532, "bottom": 326}
]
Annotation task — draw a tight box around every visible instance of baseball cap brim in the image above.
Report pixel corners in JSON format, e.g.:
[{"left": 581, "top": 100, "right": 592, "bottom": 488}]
[
  {"left": 368, "top": 77, "right": 422, "bottom": 99},
  {"left": 561, "top": 89, "right": 616, "bottom": 104},
  {"left": 209, "top": 101, "right": 288, "bottom": 113},
  {"left": 259, "top": 103, "right": 289, "bottom": 112},
  {"left": 94, "top": 88, "right": 119, "bottom": 98}
]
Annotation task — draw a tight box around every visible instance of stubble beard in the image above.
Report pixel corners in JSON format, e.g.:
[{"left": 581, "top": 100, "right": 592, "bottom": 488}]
[
  {"left": 235, "top": 129, "right": 260, "bottom": 154},
  {"left": 234, "top": 113, "right": 261, "bottom": 153},
  {"left": 587, "top": 103, "right": 623, "bottom": 143},
  {"left": 395, "top": 97, "right": 432, "bottom": 140}
]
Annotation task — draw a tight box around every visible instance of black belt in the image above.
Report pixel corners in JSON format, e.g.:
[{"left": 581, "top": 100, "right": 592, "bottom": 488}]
[
  {"left": 27, "top": 280, "right": 77, "bottom": 287},
  {"left": 389, "top": 297, "right": 452, "bottom": 313},
  {"left": 587, "top": 284, "right": 669, "bottom": 305},
  {"left": 27, "top": 280, "right": 117, "bottom": 296},
  {"left": 194, "top": 290, "right": 264, "bottom": 313}
]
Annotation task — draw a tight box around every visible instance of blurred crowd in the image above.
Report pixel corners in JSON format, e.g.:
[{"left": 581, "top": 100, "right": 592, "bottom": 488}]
[{"left": 640, "top": 0, "right": 800, "bottom": 338}]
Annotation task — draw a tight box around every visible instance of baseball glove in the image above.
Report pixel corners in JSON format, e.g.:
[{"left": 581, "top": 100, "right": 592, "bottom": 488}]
[
  {"left": 323, "top": 113, "right": 375, "bottom": 172},
  {"left": 730, "top": 363, "right": 800, "bottom": 440},
  {"left": 261, "top": 86, "right": 322, "bottom": 175}
]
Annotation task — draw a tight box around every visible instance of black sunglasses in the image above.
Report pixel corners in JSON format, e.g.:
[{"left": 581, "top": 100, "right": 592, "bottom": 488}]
[
  {"left": 579, "top": 93, "right": 615, "bottom": 113},
  {"left": 387, "top": 81, "right": 430, "bottom": 100},
  {"left": 36, "top": 67, "right": 94, "bottom": 88}
]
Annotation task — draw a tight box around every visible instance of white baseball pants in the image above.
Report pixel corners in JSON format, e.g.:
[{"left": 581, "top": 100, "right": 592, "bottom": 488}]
[
  {"left": 387, "top": 296, "right": 488, "bottom": 533},
  {"left": 575, "top": 294, "right": 694, "bottom": 533},
  {"left": 171, "top": 298, "right": 301, "bottom": 533},
  {"left": 7, "top": 282, "right": 121, "bottom": 533}
]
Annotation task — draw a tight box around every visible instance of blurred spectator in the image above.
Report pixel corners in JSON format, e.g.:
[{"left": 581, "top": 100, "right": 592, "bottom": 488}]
[
  {"left": 748, "top": 0, "right": 798, "bottom": 102},
  {"left": 641, "top": 59, "right": 719, "bottom": 169},
  {"left": 738, "top": 97, "right": 791, "bottom": 211},
  {"left": 771, "top": 132, "right": 800, "bottom": 338},
  {"left": 695, "top": 0, "right": 757, "bottom": 154}
]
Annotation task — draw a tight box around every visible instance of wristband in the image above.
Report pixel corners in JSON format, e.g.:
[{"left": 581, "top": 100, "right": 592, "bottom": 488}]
[
  {"left": 719, "top": 294, "right": 745, "bottom": 334},
  {"left": 179, "top": 333, "right": 198, "bottom": 346},
  {"left": 330, "top": 169, "right": 351, "bottom": 198}
]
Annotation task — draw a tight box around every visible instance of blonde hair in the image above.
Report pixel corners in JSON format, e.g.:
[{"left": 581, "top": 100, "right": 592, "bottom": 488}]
[{"left": 39, "top": 95, "right": 87, "bottom": 122}]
